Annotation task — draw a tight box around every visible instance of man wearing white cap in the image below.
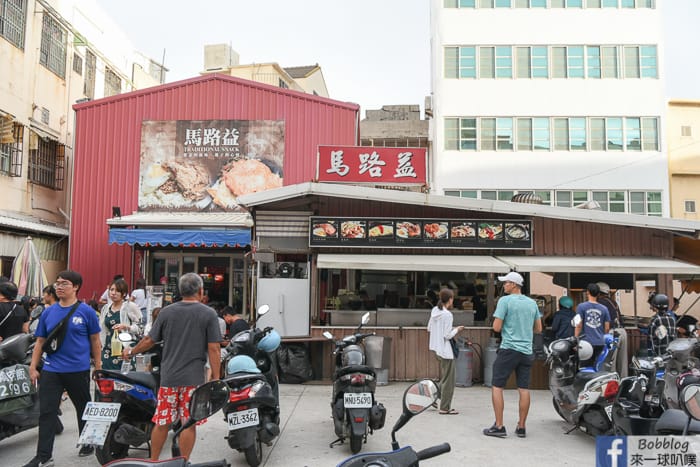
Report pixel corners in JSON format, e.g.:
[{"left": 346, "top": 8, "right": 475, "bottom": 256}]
[{"left": 483, "top": 272, "right": 542, "bottom": 438}]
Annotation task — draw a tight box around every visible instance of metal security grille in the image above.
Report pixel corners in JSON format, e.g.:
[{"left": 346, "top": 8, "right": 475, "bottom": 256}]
[
  {"left": 73, "top": 52, "right": 83, "bottom": 75},
  {"left": 0, "top": 121, "right": 23, "bottom": 177},
  {"left": 104, "top": 67, "right": 121, "bottom": 97},
  {"left": 0, "top": 0, "right": 26, "bottom": 49},
  {"left": 29, "top": 132, "right": 64, "bottom": 190},
  {"left": 39, "top": 12, "right": 66, "bottom": 78},
  {"left": 84, "top": 49, "right": 96, "bottom": 98}
]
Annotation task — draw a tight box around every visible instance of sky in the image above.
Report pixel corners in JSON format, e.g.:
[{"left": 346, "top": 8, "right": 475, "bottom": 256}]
[{"left": 96, "top": 0, "right": 700, "bottom": 117}]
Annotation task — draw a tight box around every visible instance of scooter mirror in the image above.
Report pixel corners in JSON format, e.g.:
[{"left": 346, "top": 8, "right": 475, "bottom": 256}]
[
  {"left": 680, "top": 385, "right": 700, "bottom": 421},
  {"left": 189, "top": 380, "right": 230, "bottom": 422},
  {"left": 361, "top": 312, "right": 370, "bottom": 325},
  {"left": 118, "top": 332, "right": 133, "bottom": 343},
  {"left": 257, "top": 304, "right": 270, "bottom": 316},
  {"left": 322, "top": 331, "right": 334, "bottom": 340},
  {"left": 571, "top": 314, "right": 582, "bottom": 328},
  {"left": 404, "top": 379, "right": 439, "bottom": 415}
]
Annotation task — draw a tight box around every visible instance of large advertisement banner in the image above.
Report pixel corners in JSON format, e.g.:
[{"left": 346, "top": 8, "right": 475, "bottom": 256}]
[
  {"left": 317, "top": 146, "right": 427, "bottom": 185},
  {"left": 138, "top": 120, "right": 285, "bottom": 212}
]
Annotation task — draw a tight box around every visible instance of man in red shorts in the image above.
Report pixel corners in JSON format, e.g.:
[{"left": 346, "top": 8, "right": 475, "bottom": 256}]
[{"left": 125, "top": 272, "right": 221, "bottom": 460}]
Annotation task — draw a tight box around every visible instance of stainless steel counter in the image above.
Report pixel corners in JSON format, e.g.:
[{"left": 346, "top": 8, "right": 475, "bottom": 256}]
[{"left": 324, "top": 308, "right": 475, "bottom": 327}]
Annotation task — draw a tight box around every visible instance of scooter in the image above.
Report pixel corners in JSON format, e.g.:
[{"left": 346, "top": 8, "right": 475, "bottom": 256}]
[
  {"left": 323, "top": 312, "right": 386, "bottom": 454},
  {"left": 612, "top": 336, "right": 700, "bottom": 435},
  {"left": 546, "top": 319, "right": 620, "bottom": 436},
  {"left": 337, "top": 379, "right": 450, "bottom": 467},
  {"left": 101, "top": 379, "right": 231, "bottom": 467},
  {"left": 221, "top": 305, "right": 281, "bottom": 467},
  {"left": 654, "top": 383, "right": 700, "bottom": 436},
  {"left": 85, "top": 332, "right": 161, "bottom": 465},
  {"left": 0, "top": 333, "right": 64, "bottom": 441}
]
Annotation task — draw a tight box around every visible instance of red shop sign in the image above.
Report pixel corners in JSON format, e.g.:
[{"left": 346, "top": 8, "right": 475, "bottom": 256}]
[{"left": 317, "top": 146, "right": 426, "bottom": 185}]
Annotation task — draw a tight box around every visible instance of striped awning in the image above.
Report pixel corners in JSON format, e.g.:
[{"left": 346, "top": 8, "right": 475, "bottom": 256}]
[
  {"left": 255, "top": 211, "right": 312, "bottom": 238},
  {"left": 108, "top": 228, "right": 250, "bottom": 247}
]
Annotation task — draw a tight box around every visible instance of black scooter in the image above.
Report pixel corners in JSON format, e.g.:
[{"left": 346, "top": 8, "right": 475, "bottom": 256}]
[
  {"left": 323, "top": 312, "right": 386, "bottom": 454},
  {"left": 337, "top": 379, "right": 450, "bottom": 467},
  {"left": 102, "top": 380, "right": 231, "bottom": 467},
  {"left": 0, "top": 333, "right": 63, "bottom": 442}
]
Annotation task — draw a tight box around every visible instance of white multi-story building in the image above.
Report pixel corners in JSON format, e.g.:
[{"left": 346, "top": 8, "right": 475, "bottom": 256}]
[
  {"left": 0, "top": 0, "right": 165, "bottom": 279},
  {"left": 430, "top": 0, "right": 666, "bottom": 216}
]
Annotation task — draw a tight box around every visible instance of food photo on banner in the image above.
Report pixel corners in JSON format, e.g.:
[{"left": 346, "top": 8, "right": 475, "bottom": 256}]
[{"left": 138, "top": 119, "right": 285, "bottom": 212}]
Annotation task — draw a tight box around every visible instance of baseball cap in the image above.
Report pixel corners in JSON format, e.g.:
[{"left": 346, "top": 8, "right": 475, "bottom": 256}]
[{"left": 497, "top": 271, "right": 524, "bottom": 287}]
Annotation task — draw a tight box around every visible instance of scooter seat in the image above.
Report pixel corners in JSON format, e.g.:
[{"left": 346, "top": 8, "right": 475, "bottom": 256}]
[
  {"left": 100, "top": 456, "right": 187, "bottom": 467},
  {"left": 335, "top": 365, "right": 376, "bottom": 380},
  {"left": 655, "top": 409, "right": 700, "bottom": 435},
  {"left": 98, "top": 369, "right": 159, "bottom": 390}
]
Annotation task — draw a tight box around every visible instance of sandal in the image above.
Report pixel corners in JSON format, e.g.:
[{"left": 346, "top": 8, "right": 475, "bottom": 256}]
[{"left": 439, "top": 409, "right": 459, "bottom": 415}]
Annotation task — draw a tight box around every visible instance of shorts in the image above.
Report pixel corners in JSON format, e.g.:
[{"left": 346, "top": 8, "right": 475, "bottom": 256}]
[
  {"left": 492, "top": 348, "right": 534, "bottom": 389},
  {"left": 152, "top": 386, "right": 197, "bottom": 426}
]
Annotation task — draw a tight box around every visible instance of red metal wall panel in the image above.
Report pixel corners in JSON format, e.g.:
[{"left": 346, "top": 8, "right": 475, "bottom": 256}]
[{"left": 71, "top": 74, "right": 359, "bottom": 299}]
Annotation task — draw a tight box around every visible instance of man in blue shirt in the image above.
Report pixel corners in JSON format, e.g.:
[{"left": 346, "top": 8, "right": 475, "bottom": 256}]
[
  {"left": 574, "top": 283, "right": 611, "bottom": 368},
  {"left": 22, "top": 271, "right": 102, "bottom": 467},
  {"left": 483, "top": 272, "right": 542, "bottom": 439}
]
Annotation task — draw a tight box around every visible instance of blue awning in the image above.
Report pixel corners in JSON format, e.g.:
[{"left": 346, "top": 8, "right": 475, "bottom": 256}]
[{"left": 108, "top": 228, "right": 250, "bottom": 247}]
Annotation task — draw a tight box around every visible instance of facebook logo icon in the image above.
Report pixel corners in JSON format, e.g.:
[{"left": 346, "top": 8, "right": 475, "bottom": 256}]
[{"left": 596, "top": 436, "right": 626, "bottom": 467}]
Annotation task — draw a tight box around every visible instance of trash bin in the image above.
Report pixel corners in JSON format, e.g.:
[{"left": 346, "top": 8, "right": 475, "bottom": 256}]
[
  {"left": 365, "top": 335, "right": 392, "bottom": 385},
  {"left": 455, "top": 342, "right": 473, "bottom": 387}
]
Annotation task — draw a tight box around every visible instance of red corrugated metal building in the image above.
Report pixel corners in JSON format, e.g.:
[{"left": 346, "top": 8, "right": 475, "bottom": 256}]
[{"left": 71, "top": 74, "right": 359, "bottom": 304}]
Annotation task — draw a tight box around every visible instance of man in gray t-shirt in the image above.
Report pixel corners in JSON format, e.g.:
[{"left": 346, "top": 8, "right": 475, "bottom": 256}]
[{"left": 125, "top": 273, "right": 221, "bottom": 461}]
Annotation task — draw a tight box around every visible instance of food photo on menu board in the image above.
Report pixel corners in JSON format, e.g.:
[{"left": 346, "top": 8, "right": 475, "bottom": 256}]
[
  {"left": 450, "top": 222, "right": 476, "bottom": 238},
  {"left": 341, "top": 220, "right": 366, "bottom": 239},
  {"left": 478, "top": 222, "right": 504, "bottom": 240},
  {"left": 505, "top": 223, "right": 530, "bottom": 241},
  {"left": 368, "top": 221, "right": 394, "bottom": 239},
  {"left": 312, "top": 220, "right": 338, "bottom": 238},
  {"left": 423, "top": 222, "right": 449, "bottom": 239},
  {"left": 395, "top": 221, "right": 422, "bottom": 239}
]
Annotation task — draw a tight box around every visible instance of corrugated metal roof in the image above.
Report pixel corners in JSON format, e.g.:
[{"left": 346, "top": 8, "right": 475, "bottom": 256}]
[
  {"left": 106, "top": 212, "right": 252, "bottom": 227},
  {"left": 0, "top": 214, "right": 69, "bottom": 236},
  {"left": 284, "top": 65, "right": 319, "bottom": 79},
  {"left": 237, "top": 182, "right": 700, "bottom": 236},
  {"left": 71, "top": 74, "right": 358, "bottom": 298}
]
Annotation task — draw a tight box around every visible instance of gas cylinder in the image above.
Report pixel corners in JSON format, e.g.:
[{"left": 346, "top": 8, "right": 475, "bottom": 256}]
[
  {"left": 455, "top": 345, "right": 473, "bottom": 387},
  {"left": 483, "top": 337, "right": 499, "bottom": 387}
]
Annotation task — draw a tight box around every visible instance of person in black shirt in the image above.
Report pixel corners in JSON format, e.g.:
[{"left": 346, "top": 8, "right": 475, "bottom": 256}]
[
  {"left": 221, "top": 306, "right": 249, "bottom": 341},
  {"left": 0, "top": 280, "right": 28, "bottom": 341}
]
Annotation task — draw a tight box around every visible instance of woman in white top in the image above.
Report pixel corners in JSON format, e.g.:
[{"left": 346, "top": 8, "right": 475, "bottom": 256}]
[
  {"left": 427, "top": 288, "right": 464, "bottom": 415},
  {"left": 99, "top": 278, "right": 142, "bottom": 370}
]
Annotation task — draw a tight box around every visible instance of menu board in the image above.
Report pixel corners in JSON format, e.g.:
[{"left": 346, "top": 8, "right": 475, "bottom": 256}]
[{"left": 309, "top": 217, "right": 532, "bottom": 249}]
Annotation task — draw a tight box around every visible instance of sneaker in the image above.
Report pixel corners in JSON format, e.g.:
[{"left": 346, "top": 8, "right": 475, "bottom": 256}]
[
  {"left": 78, "top": 445, "right": 94, "bottom": 457},
  {"left": 515, "top": 426, "right": 526, "bottom": 438},
  {"left": 21, "top": 457, "right": 54, "bottom": 467},
  {"left": 483, "top": 424, "right": 507, "bottom": 438}
]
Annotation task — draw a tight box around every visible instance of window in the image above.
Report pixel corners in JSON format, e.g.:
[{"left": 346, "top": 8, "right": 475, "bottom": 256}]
[
  {"left": 624, "top": 46, "right": 640, "bottom": 78},
  {"left": 104, "top": 67, "right": 121, "bottom": 97},
  {"left": 592, "top": 191, "right": 609, "bottom": 211},
  {"left": 621, "top": 0, "right": 634, "bottom": 7},
  {"left": 608, "top": 191, "right": 626, "bottom": 212},
  {"left": 496, "top": 118, "right": 513, "bottom": 150},
  {"left": 29, "top": 131, "right": 64, "bottom": 190},
  {"left": 606, "top": 117, "right": 623, "bottom": 150},
  {"left": 567, "top": 46, "right": 585, "bottom": 78},
  {"left": 72, "top": 53, "right": 83, "bottom": 75},
  {"left": 567, "top": 0, "right": 584, "bottom": 6},
  {"left": 553, "top": 118, "right": 569, "bottom": 150},
  {"left": 0, "top": 120, "right": 22, "bottom": 177},
  {"left": 517, "top": 46, "right": 548, "bottom": 78},
  {"left": 445, "top": 190, "right": 459, "bottom": 196},
  {"left": 445, "top": 118, "right": 459, "bottom": 150},
  {"left": 552, "top": 47, "right": 567, "bottom": 78},
  {"left": 640, "top": 46, "right": 657, "bottom": 78},
  {"left": 535, "top": 190, "right": 552, "bottom": 205},
  {"left": 495, "top": 0, "right": 511, "bottom": 6},
  {"left": 460, "top": 47, "right": 477, "bottom": 78},
  {"left": 641, "top": 117, "right": 658, "bottom": 151},
  {"left": 602, "top": 0, "right": 618, "bottom": 6},
  {"left": 445, "top": 47, "right": 458, "bottom": 78},
  {"left": 625, "top": 118, "right": 641, "bottom": 150},
  {"left": 498, "top": 190, "right": 514, "bottom": 201},
  {"left": 590, "top": 118, "right": 605, "bottom": 150},
  {"left": 39, "top": 13, "right": 67, "bottom": 78},
  {"left": 556, "top": 191, "right": 572, "bottom": 207},
  {"left": 460, "top": 0, "right": 477, "bottom": 6},
  {"left": 480, "top": 47, "right": 495, "bottom": 78},
  {"left": 681, "top": 126, "right": 692, "bottom": 137},
  {"left": 516, "top": 47, "right": 531, "bottom": 79},
  {"left": 646, "top": 192, "right": 662, "bottom": 216},
  {"left": 84, "top": 49, "right": 96, "bottom": 99},
  {"left": 685, "top": 200, "right": 697, "bottom": 214},
  {"left": 479, "top": 0, "right": 494, "bottom": 6},
  {"left": 551, "top": 0, "right": 565, "bottom": 6},
  {"left": 533, "top": 118, "right": 550, "bottom": 150},
  {"left": 587, "top": 0, "right": 602, "bottom": 7},
  {"left": 149, "top": 59, "right": 166, "bottom": 84},
  {"left": 587, "top": 46, "right": 601, "bottom": 78},
  {"left": 601, "top": 46, "right": 618, "bottom": 78},
  {"left": 630, "top": 191, "right": 662, "bottom": 216},
  {"left": 530, "top": 0, "right": 546, "bottom": 5},
  {"left": 570, "top": 118, "right": 586, "bottom": 150},
  {"left": 517, "top": 118, "right": 533, "bottom": 150},
  {"left": 481, "top": 118, "right": 496, "bottom": 150},
  {"left": 460, "top": 190, "right": 478, "bottom": 198},
  {"left": 278, "top": 78, "right": 289, "bottom": 89},
  {"left": 0, "top": 0, "right": 26, "bottom": 49},
  {"left": 460, "top": 118, "right": 477, "bottom": 150},
  {"left": 481, "top": 190, "right": 497, "bottom": 200}
]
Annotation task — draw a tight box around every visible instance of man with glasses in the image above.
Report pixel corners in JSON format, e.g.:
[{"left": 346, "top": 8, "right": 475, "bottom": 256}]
[{"left": 22, "top": 271, "right": 102, "bottom": 467}]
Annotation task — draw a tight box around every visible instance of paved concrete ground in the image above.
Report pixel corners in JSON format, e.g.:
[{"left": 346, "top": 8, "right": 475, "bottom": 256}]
[{"left": 3, "top": 383, "right": 597, "bottom": 467}]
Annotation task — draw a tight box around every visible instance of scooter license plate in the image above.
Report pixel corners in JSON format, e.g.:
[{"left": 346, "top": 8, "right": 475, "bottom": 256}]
[
  {"left": 604, "top": 404, "right": 613, "bottom": 420},
  {"left": 344, "top": 392, "right": 372, "bottom": 408},
  {"left": 82, "top": 401, "right": 121, "bottom": 422},
  {"left": 227, "top": 408, "right": 259, "bottom": 430}
]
